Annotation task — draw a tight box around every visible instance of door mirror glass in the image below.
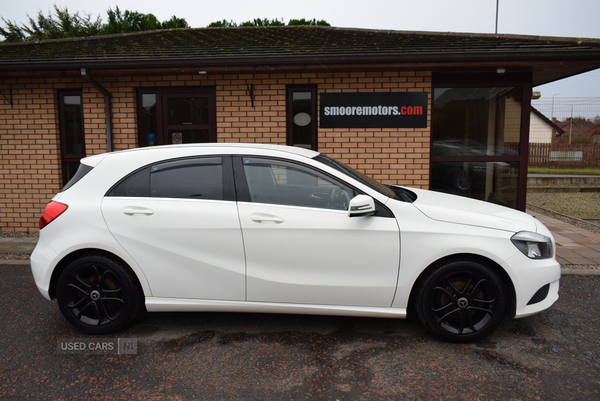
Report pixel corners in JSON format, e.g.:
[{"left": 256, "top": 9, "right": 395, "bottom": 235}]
[{"left": 348, "top": 195, "right": 376, "bottom": 217}]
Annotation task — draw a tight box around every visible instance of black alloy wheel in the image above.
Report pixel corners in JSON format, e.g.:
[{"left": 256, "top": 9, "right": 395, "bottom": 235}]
[
  {"left": 56, "top": 255, "right": 143, "bottom": 334},
  {"left": 415, "top": 260, "right": 507, "bottom": 343}
]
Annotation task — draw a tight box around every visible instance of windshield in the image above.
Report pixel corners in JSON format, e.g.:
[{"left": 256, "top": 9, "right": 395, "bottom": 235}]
[{"left": 314, "top": 154, "right": 416, "bottom": 202}]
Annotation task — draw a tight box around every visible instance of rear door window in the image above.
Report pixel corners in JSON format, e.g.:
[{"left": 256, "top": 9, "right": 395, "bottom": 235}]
[{"left": 107, "top": 157, "right": 230, "bottom": 200}]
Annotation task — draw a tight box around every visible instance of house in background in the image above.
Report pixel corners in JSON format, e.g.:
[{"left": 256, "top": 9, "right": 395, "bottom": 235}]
[
  {"left": 586, "top": 125, "right": 600, "bottom": 143},
  {"left": 555, "top": 118, "right": 600, "bottom": 143},
  {"left": 529, "top": 107, "right": 565, "bottom": 143},
  {"left": 1, "top": 27, "right": 600, "bottom": 232}
]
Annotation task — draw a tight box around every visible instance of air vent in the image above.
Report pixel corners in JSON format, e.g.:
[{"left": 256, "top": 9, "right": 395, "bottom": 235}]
[{"left": 527, "top": 284, "right": 550, "bottom": 305}]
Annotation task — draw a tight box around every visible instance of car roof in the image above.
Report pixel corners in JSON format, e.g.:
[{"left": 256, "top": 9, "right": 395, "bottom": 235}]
[
  {"left": 121, "top": 143, "right": 319, "bottom": 158},
  {"left": 81, "top": 143, "right": 321, "bottom": 167}
]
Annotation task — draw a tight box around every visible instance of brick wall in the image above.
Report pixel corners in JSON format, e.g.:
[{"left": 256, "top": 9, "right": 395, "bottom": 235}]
[
  {"left": 0, "top": 69, "right": 431, "bottom": 232},
  {"left": 1, "top": 78, "right": 60, "bottom": 233}
]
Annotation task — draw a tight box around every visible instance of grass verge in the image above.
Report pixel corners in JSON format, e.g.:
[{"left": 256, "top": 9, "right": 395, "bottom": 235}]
[{"left": 528, "top": 167, "right": 600, "bottom": 175}]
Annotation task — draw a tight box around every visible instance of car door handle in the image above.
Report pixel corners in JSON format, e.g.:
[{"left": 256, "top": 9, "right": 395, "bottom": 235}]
[
  {"left": 123, "top": 206, "right": 154, "bottom": 216},
  {"left": 251, "top": 214, "right": 284, "bottom": 224}
]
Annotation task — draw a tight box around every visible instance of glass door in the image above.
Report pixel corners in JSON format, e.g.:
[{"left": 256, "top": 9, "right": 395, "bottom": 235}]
[
  {"left": 137, "top": 87, "right": 216, "bottom": 147},
  {"left": 431, "top": 85, "right": 527, "bottom": 210},
  {"left": 163, "top": 95, "right": 212, "bottom": 144}
]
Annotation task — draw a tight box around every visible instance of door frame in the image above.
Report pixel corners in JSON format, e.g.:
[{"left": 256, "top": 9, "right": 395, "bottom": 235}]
[{"left": 286, "top": 85, "right": 318, "bottom": 150}]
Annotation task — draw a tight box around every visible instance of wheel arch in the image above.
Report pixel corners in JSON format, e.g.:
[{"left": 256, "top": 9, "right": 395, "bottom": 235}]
[
  {"left": 48, "top": 248, "right": 145, "bottom": 300},
  {"left": 407, "top": 253, "right": 516, "bottom": 319}
]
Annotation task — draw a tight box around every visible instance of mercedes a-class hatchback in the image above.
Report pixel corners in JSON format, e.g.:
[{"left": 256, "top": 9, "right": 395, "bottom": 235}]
[{"left": 31, "top": 144, "right": 560, "bottom": 342}]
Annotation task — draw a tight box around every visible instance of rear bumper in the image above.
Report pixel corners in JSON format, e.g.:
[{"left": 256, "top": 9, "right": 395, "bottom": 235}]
[{"left": 30, "top": 234, "right": 57, "bottom": 301}]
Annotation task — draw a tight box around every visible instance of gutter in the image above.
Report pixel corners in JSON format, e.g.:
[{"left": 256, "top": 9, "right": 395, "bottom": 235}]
[
  {"left": 3, "top": 45, "right": 600, "bottom": 72},
  {"left": 2, "top": 56, "right": 599, "bottom": 75},
  {"left": 80, "top": 68, "right": 113, "bottom": 152}
]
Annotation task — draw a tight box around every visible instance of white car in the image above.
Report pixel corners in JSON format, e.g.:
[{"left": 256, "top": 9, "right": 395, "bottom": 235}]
[{"left": 31, "top": 144, "right": 560, "bottom": 342}]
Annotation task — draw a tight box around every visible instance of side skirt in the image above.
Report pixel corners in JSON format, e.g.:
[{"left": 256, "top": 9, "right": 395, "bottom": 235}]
[{"left": 146, "top": 298, "right": 407, "bottom": 319}]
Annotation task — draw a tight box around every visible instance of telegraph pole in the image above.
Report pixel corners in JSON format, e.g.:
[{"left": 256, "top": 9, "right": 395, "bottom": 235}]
[{"left": 495, "top": 0, "right": 500, "bottom": 34}]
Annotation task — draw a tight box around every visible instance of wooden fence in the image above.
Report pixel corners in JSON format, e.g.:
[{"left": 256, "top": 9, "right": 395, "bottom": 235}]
[{"left": 529, "top": 143, "right": 600, "bottom": 169}]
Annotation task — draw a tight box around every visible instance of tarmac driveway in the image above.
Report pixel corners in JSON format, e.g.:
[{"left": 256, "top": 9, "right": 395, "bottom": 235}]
[{"left": 1, "top": 263, "right": 599, "bottom": 400}]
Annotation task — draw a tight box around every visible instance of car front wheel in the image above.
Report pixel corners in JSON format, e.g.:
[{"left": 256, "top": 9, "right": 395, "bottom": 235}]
[
  {"left": 415, "top": 260, "right": 507, "bottom": 343},
  {"left": 56, "top": 255, "right": 143, "bottom": 334}
]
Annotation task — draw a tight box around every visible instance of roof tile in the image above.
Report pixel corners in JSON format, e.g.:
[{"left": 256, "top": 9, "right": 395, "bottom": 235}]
[{"left": 1, "top": 26, "right": 599, "bottom": 69}]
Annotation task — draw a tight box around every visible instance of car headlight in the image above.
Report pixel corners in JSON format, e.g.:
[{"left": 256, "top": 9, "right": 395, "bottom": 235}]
[{"left": 511, "top": 231, "right": 553, "bottom": 259}]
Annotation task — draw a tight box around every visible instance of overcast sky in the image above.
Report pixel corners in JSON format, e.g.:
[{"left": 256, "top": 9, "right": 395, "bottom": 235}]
[{"left": 2, "top": 0, "right": 600, "bottom": 98}]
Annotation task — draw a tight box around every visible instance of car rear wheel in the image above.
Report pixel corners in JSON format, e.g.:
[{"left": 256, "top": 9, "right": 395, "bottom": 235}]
[
  {"left": 415, "top": 260, "right": 506, "bottom": 343},
  {"left": 56, "top": 255, "right": 143, "bottom": 334}
]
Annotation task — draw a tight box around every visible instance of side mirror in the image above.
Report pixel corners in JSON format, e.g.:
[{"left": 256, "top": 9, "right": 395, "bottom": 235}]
[{"left": 348, "top": 195, "right": 376, "bottom": 217}]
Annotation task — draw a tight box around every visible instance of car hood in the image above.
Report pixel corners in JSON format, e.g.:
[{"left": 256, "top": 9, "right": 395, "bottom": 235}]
[{"left": 406, "top": 188, "right": 537, "bottom": 233}]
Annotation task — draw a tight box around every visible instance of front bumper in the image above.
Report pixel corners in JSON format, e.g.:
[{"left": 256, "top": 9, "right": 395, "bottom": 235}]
[{"left": 502, "top": 252, "right": 561, "bottom": 319}]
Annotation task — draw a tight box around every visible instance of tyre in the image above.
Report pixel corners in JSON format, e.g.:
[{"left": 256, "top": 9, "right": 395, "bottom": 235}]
[
  {"left": 415, "top": 260, "right": 506, "bottom": 343},
  {"left": 56, "top": 255, "right": 143, "bottom": 334},
  {"left": 452, "top": 169, "right": 471, "bottom": 192}
]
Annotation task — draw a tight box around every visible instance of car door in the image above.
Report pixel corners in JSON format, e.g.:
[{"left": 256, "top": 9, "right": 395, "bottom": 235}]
[
  {"left": 235, "top": 157, "right": 401, "bottom": 307},
  {"left": 101, "top": 156, "right": 246, "bottom": 300}
]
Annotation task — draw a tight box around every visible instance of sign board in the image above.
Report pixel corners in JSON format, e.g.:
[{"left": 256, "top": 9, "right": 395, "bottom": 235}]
[
  {"left": 172, "top": 132, "right": 183, "bottom": 144},
  {"left": 320, "top": 92, "right": 428, "bottom": 129}
]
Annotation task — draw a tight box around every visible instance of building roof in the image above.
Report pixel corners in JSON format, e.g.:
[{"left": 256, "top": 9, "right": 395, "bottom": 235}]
[
  {"left": 556, "top": 119, "right": 600, "bottom": 139},
  {"left": 1, "top": 26, "right": 600, "bottom": 85}
]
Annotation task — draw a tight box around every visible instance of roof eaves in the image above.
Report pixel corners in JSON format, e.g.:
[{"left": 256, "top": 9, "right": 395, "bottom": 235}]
[{"left": 2, "top": 48, "right": 599, "bottom": 70}]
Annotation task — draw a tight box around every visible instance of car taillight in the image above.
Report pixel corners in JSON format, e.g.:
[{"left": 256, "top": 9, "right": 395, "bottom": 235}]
[{"left": 39, "top": 201, "right": 68, "bottom": 229}]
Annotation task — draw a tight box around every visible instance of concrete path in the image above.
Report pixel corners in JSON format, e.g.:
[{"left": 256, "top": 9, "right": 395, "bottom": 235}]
[{"left": 528, "top": 211, "right": 600, "bottom": 266}]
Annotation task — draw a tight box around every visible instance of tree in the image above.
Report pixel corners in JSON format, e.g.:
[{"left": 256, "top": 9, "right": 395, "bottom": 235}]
[
  {"left": 0, "top": 19, "right": 27, "bottom": 42},
  {"left": 1, "top": 5, "right": 102, "bottom": 42},
  {"left": 161, "top": 16, "right": 189, "bottom": 30},
  {"left": 102, "top": 7, "right": 188, "bottom": 35},
  {"left": 206, "top": 18, "right": 330, "bottom": 28},
  {"left": 239, "top": 18, "right": 285, "bottom": 27},
  {"left": 207, "top": 20, "right": 237, "bottom": 28},
  {"left": 0, "top": 4, "right": 189, "bottom": 42},
  {"left": 287, "top": 19, "right": 330, "bottom": 26}
]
